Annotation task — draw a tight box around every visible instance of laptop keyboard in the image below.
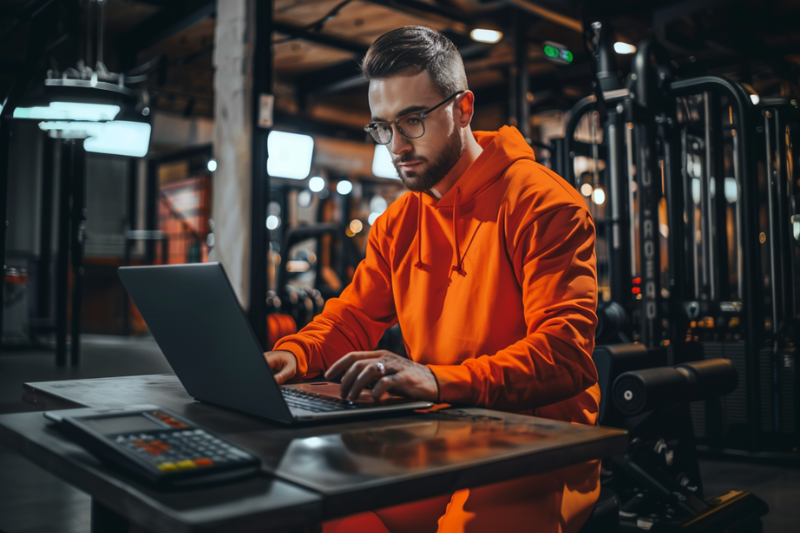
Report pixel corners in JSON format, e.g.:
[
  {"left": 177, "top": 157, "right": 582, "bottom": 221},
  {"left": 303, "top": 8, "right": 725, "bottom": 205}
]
[{"left": 281, "top": 387, "right": 361, "bottom": 412}]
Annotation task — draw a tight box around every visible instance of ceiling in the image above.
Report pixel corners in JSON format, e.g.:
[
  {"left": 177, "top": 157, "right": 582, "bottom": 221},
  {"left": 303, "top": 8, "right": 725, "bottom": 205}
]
[{"left": 2, "top": 0, "right": 799, "bottom": 144}]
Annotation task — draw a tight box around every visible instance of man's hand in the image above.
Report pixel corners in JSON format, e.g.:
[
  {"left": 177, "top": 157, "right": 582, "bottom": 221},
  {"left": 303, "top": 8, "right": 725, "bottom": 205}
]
[
  {"left": 324, "top": 350, "right": 439, "bottom": 402},
  {"left": 264, "top": 350, "right": 298, "bottom": 385}
]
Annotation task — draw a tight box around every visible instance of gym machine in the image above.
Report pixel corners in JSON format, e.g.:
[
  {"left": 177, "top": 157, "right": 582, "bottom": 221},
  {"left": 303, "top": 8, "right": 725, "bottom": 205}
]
[
  {"left": 603, "top": 355, "right": 769, "bottom": 531},
  {"left": 754, "top": 99, "right": 800, "bottom": 452},
  {"left": 551, "top": 17, "right": 800, "bottom": 457},
  {"left": 546, "top": 14, "right": 794, "bottom": 531}
]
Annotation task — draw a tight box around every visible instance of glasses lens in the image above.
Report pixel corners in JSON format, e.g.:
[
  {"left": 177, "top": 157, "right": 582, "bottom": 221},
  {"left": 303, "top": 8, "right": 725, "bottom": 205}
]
[
  {"left": 369, "top": 124, "right": 392, "bottom": 144},
  {"left": 397, "top": 115, "right": 424, "bottom": 139}
]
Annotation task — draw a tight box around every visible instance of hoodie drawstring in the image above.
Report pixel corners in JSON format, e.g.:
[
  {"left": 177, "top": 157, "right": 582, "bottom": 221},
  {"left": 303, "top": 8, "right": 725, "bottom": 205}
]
[
  {"left": 415, "top": 187, "right": 467, "bottom": 275},
  {"left": 414, "top": 192, "right": 424, "bottom": 269},
  {"left": 451, "top": 187, "right": 465, "bottom": 275}
]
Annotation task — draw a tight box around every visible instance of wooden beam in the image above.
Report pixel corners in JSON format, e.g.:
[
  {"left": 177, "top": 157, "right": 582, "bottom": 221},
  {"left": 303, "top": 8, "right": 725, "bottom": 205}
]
[
  {"left": 273, "top": 21, "right": 367, "bottom": 55},
  {"left": 117, "top": 0, "right": 216, "bottom": 66}
]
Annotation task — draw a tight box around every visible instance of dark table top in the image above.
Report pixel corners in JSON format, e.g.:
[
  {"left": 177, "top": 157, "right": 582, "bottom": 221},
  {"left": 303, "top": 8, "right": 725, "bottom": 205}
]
[
  {"left": 7, "top": 373, "right": 628, "bottom": 526},
  {"left": 0, "top": 411, "right": 321, "bottom": 533}
]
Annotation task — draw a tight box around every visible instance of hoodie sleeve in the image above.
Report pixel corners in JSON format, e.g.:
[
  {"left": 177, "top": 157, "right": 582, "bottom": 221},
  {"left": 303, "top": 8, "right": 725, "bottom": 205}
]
[
  {"left": 273, "top": 215, "right": 397, "bottom": 379},
  {"left": 427, "top": 199, "right": 598, "bottom": 411}
]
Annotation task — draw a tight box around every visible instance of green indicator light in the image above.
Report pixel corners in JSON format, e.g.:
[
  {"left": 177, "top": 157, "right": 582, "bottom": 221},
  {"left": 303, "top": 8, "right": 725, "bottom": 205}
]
[
  {"left": 544, "top": 45, "right": 558, "bottom": 58},
  {"left": 564, "top": 50, "right": 573, "bottom": 63}
]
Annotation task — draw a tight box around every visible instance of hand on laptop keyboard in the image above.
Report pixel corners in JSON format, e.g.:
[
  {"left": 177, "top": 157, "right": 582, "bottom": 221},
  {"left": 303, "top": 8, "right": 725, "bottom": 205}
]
[
  {"left": 324, "top": 350, "right": 440, "bottom": 403},
  {"left": 264, "top": 350, "right": 298, "bottom": 385}
]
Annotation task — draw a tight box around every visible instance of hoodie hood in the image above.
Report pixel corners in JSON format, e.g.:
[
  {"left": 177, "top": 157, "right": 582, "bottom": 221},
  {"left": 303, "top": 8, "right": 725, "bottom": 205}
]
[
  {"left": 415, "top": 126, "right": 537, "bottom": 273},
  {"left": 418, "top": 125, "right": 536, "bottom": 208}
]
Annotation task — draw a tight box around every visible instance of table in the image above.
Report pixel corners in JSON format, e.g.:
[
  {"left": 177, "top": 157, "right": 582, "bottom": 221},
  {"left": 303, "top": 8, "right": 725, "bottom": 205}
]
[{"left": 1, "top": 374, "right": 629, "bottom": 532}]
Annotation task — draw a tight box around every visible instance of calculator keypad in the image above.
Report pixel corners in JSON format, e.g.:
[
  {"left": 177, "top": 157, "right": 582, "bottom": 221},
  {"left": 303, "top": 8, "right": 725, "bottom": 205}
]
[{"left": 114, "top": 428, "right": 252, "bottom": 474}]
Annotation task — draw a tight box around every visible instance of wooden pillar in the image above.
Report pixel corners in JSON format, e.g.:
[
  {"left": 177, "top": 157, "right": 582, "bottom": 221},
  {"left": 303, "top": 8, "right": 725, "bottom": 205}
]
[
  {"left": 212, "top": 0, "right": 255, "bottom": 312},
  {"left": 213, "top": 0, "right": 272, "bottom": 347}
]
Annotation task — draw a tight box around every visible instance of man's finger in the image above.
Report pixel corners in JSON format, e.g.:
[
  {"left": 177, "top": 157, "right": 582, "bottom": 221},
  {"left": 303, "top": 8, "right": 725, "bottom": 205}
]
[
  {"left": 371, "top": 373, "right": 398, "bottom": 400},
  {"left": 273, "top": 365, "right": 293, "bottom": 385},
  {"left": 325, "top": 351, "right": 382, "bottom": 380},
  {"left": 338, "top": 359, "right": 371, "bottom": 398},
  {"left": 265, "top": 353, "right": 281, "bottom": 371},
  {"left": 347, "top": 361, "right": 385, "bottom": 401}
]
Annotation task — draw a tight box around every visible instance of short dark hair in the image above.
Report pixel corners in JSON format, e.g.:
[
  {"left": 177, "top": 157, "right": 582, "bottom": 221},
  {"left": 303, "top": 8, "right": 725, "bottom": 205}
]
[{"left": 361, "top": 26, "right": 468, "bottom": 98}]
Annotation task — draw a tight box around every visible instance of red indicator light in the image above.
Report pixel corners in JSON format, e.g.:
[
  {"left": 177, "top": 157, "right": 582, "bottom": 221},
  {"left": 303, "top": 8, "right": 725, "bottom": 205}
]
[
  {"left": 632, "top": 287, "right": 641, "bottom": 295},
  {"left": 632, "top": 277, "right": 641, "bottom": 284}
]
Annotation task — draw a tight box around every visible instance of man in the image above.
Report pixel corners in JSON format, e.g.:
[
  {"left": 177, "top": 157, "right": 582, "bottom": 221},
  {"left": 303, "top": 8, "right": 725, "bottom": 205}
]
[{"left": 264, "top": 26, "right": 600, "bottom": 533}]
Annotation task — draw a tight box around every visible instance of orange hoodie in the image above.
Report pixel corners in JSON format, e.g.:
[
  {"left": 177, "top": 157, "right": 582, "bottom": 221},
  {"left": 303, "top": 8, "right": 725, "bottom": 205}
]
[{"left": 275, "top": 126, "right": 600, "bottom": 426}]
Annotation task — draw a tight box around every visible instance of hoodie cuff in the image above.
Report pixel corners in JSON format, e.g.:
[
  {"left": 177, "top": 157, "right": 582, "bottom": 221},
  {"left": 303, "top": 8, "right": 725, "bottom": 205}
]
[
  {"left": 427, "top": 364, "right": 474, "bottom": 405},
  {"left": 272, "top": 341, "right": 309, "bottom": 378}
]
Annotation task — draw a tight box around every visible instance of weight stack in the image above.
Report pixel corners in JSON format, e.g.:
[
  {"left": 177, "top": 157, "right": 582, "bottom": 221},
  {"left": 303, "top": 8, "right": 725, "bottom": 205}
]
[
  {"left": 687, "top": 340, "right": 748, "bottom": 447},
  {"left": 760, "top": 347, "right": 774, "bottom": 434},
  {"left": 759, "top": 345, "right": 799, "bottom": 448},
  {"left": 780, "top": 347, "right": 797, "bottom": 436}
]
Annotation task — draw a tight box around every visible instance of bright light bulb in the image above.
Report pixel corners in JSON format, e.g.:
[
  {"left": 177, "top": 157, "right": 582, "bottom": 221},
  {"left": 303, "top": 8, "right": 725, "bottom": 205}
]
[
  {"left": 470, "top": 29, "right": 503, "bottom": 44},
  {"left": 309, "top": 176, "right": 325, "bottom": 192},
  {"left": 372, "top": 145, "right": 400, "bottom": 179},
  {"left": 614, "top": 42, "right": 637, "bottom": 54},
  {"left": 349, "top": 219, "right": 363, "bottom": 234},
  {"left": 207, "top": 159, "right": 217, "bottom": 172},
  {"left": 592, "top": 188, "right": 606, "bottom": 205},
  {"left": 83, "top": 121, "right": 151, "bottom": 157},
  {"left": 267, "top": 131, "right": 314, "bottom": 180},
  {"left": 368, "top": 212, "right": 380, "bottom": 226},
  {"left": 297, "top": 190, "right": 312, "bottom": 207},
  {"left": 266, "top": 215, "right": 280, "bottom": 230},
  {"left": 580, "top": 183, "right": 593, "bottom": 197},
  {"left": 369, "top": 195, "right": 388, "bottom": 214},
  {"left": 750, "top": 94, "right": 760, "bottom": 105},
  {"left": 15, "top": 102, "right": 120, "bottom": 121},
  {"left": 336, "top": 180, "right": 353, "bottom": 195},
  {"left": 724, "top": 177, "right": 738, "bottom": 203},
  {"left": 39, "top": 121, "right": 151, "bottom": 157}
]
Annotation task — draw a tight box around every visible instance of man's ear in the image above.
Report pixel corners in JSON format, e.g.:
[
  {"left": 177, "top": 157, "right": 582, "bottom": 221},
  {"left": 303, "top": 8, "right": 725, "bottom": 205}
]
[{"left": 456, "top": 91, "right": 475, "bottom": 127}]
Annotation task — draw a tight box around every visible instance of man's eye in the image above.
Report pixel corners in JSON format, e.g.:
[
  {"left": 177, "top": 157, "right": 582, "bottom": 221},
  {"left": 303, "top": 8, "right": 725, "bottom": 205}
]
[{"left": 406, "top": 117, "right": 421, "bottom": 125}]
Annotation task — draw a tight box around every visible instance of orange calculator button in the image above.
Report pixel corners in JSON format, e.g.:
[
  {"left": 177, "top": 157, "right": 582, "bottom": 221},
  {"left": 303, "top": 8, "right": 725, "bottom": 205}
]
[{"left": 194, "top": 458, "right": 214, "bottom": 467}]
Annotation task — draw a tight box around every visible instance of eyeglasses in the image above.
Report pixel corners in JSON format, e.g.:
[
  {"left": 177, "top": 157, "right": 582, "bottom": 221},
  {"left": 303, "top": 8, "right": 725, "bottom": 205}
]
[{"left": 364, "top": 91, "right": 465, "bottom": 145}]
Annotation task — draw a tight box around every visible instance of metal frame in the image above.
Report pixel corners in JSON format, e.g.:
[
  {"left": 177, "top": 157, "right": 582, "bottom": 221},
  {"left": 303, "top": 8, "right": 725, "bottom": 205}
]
[
  {"left": 1, "top": 0, "right": 61, "bottom": 350},
  {"left": 55, "top": 140, "right": 73, "bottom": 366},
  {"left": 760, "top": 102, "right": 800, "bottom": 447},
  {"left": 248, "top": 0, "right": 273, "bottom": 349},
  {"left": 37, "top": 136, "right": 56, "bottom": 323},
  {"left": 69, "top": 143, "right": 86, "bottom": 366},
  {"left": 670, "top": 76, "right": 761, "bottom": 452}
]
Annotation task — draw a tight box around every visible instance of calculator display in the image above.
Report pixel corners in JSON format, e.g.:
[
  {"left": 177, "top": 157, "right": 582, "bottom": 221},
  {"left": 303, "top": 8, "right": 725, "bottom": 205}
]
[{"left": 84, "top": 414, "right": 168, "bottom": 435}]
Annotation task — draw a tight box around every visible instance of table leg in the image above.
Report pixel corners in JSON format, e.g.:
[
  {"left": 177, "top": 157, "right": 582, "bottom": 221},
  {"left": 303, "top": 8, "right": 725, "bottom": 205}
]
[{"left": 91, "top": 499, "right": 130, "bottom": 533}]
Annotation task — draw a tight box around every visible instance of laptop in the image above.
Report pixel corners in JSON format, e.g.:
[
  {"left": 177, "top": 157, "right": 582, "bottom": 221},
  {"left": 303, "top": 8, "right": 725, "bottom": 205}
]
[{"left": 118, "top": 263, "right": 433, "bottom": 424}]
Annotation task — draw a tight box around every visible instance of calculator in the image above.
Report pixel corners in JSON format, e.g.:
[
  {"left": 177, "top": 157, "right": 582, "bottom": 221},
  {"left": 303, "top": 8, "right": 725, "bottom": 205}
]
[{"left": 44, "top": 405, "right": 260, "bottom": 487}]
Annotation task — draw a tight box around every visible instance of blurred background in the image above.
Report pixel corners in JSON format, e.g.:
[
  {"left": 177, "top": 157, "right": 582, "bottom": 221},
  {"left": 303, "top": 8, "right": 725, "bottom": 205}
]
[{"left": 2, "top": 0, "right": 800, "bottom": 531}]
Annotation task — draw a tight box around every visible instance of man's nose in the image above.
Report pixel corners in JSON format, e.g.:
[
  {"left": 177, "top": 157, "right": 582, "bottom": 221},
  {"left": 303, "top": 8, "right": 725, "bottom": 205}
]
[{"left": 389, "top": 124, "right": 412, "bottom": 156}]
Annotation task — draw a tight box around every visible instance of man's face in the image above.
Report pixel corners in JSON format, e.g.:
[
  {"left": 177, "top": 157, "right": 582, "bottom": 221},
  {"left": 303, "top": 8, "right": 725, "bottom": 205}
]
[{"left": 368, "top": 70, "right": 464, "bottom": 192}]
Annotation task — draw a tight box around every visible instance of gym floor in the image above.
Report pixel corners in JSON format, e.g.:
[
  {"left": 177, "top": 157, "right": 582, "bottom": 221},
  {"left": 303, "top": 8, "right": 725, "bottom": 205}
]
[{"left": 0, "top": 336, "right": 798, "bottom": 532}]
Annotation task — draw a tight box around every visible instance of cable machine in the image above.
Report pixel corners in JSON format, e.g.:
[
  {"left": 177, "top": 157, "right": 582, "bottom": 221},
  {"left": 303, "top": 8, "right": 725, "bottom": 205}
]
[{"left": 551, "top": 19, "right": 800, "bottom": 457}]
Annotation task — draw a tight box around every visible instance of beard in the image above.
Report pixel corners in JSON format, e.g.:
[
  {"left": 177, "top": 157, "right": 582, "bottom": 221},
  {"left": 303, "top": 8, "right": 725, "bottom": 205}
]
[{"left": 393, "top": 129, "right": 464, "bottom": 193}]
